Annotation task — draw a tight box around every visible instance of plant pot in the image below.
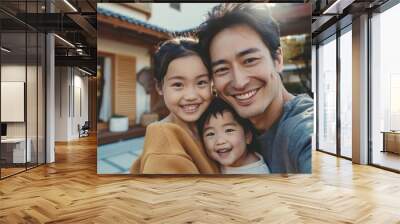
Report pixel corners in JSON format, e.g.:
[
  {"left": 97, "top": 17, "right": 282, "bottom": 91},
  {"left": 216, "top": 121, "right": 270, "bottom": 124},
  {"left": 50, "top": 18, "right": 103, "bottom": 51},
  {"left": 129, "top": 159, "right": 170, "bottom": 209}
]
[{"left": 109, "top": 116, "right": 129, "bottom": 132}]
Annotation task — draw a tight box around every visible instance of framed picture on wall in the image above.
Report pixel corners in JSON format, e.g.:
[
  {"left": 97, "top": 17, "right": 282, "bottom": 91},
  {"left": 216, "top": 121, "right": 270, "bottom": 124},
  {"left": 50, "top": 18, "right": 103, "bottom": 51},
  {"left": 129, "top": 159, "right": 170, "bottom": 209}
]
[
  {"left": 1, "top": 81, "right": 25, "bottom": 122},
  {"left": 97, "top": 3, "right": 313, "bottom": 175}
]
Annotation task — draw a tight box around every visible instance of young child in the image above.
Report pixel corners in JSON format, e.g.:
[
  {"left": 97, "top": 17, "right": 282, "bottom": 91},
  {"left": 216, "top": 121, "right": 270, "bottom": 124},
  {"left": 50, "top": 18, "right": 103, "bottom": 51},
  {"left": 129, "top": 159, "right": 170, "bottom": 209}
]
[{"left": 197, "top": 98, "right": 270, "bottom": 174}]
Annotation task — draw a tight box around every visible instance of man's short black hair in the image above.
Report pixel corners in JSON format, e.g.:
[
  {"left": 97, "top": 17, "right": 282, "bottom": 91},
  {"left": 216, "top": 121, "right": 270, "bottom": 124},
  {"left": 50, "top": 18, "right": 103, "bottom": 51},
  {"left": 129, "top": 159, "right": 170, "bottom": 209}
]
[
  {"left": 197, "top": 3, "right": 281, "bottom": 74},
  {"left": 197, "top": 97, "right": 260, "bottom": 153}
]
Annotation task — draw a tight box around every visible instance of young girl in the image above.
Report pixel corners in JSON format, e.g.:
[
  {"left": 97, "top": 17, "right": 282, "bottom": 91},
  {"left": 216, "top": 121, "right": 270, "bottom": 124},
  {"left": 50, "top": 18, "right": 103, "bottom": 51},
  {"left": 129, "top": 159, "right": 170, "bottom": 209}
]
[
  {"left": 131, "top": 38, "right": 219, "bottom": 174},
  {"left": 197, "top": 98, "right": 270, "bottom": 174}
]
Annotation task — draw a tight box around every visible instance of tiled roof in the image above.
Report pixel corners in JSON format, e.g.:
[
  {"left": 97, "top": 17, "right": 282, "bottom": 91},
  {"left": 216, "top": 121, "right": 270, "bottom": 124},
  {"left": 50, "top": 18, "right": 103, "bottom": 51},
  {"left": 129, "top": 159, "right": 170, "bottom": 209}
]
[{"left": 97, "top": 7, "right": 197, "bottom": 36}]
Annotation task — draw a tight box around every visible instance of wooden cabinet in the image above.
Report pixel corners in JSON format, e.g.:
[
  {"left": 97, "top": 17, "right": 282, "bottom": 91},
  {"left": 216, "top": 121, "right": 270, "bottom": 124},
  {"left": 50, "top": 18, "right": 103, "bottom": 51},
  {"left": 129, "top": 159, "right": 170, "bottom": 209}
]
[{"left": 382, "top": 131, "right": 400, "bottom": 154}]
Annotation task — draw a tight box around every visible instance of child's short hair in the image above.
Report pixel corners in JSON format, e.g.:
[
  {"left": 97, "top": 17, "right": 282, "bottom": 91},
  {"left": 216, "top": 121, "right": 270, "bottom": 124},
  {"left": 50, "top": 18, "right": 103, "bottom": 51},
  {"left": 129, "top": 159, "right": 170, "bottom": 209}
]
[{"left": 197, "top": 97, "right": 260, "bottom": 152}]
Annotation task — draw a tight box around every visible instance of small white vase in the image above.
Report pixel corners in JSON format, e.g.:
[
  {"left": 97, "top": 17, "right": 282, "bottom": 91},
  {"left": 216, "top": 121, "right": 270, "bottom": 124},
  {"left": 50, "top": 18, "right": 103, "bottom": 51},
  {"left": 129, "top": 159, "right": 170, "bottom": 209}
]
[{"left": 109, "top": 116, "right": 129, "bottom": 132}]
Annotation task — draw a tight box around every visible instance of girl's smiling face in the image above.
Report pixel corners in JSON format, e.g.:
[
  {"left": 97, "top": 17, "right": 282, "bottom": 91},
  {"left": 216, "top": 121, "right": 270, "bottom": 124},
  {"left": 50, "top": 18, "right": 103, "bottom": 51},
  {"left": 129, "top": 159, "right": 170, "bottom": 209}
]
[{"left": 159, "top": 55, "right": 212, "bottom": 123}]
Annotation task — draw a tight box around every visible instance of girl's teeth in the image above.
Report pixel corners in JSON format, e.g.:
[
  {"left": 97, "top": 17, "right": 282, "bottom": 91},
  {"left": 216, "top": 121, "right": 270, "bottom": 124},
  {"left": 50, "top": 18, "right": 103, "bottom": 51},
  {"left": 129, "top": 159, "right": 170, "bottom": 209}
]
[{"left": 182, "top": 104, "right": 199, "bottom": 113}]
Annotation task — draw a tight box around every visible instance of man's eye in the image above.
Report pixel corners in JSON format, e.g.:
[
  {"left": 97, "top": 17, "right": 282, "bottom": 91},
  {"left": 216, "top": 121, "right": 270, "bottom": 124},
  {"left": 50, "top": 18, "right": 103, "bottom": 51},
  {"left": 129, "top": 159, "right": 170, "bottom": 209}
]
[
  {"left": 243, "top": 57, "right": 259, "bottom": 65},
  {"left": 213, "top": 67, "right": 229, "bottom": 76}
]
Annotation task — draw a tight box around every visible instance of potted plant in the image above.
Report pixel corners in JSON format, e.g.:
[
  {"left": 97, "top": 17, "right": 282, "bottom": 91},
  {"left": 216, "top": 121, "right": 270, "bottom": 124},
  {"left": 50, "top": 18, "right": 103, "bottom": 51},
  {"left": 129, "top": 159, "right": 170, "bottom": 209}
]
[{"left": 109, "top": 114, "right": 129, "bottom": 132}]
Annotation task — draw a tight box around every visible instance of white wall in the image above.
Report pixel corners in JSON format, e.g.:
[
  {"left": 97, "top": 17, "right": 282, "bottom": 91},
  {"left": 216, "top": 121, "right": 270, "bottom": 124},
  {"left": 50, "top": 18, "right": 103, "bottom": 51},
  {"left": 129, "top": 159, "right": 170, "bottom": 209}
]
[
  {"left": 71, "top": 73, "right": 89, "bottom": 138},
  {"left": 78, "top": 74, "right": 89, "bottom": 124},
  {"left": 54, "top": 67, "right": 89, "bottom": 141},
  {"left": 98, "top": 38, "right": 151, "bottom": 73},
  {"left": 55, "top": 67, "right": 68, "bottom": 141},
  {"left": 1, "top": 65, "right": 26, "bottom": 81}
]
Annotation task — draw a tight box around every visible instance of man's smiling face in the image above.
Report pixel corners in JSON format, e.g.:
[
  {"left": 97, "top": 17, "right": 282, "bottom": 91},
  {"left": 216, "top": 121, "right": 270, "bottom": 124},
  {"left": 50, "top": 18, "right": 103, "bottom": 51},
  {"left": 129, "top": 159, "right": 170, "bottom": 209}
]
[{"left": 209, "top": 24, "right": 283, "bottom": 119}]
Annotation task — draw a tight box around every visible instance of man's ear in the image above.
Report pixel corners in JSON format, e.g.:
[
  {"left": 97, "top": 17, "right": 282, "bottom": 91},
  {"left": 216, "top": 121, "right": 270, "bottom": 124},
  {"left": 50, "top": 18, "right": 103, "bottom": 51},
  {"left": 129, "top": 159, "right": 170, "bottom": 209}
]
[
  {"left": 155, "top": 81, "right": 163, "bottom": 96},
  {"left": 245, "top": 131, "right": 253, "bottom": 145},
  {"left": 274, "top": 47, "right": 284, "bottom": 73}
]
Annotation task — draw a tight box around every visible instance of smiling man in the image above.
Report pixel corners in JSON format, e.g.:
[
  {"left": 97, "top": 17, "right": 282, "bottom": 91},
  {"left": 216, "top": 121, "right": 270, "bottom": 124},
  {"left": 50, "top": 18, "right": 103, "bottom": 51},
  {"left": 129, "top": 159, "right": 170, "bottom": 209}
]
[{"left": 198, "top": 3, "right": 313, "bottom": 173}]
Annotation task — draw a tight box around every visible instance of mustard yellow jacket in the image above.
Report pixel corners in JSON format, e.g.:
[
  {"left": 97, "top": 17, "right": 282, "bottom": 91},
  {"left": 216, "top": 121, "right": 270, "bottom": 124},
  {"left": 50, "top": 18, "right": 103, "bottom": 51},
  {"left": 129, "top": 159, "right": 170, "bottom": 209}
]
[{"left": 131, "top": 122, "right": 219, "bottom": 174}]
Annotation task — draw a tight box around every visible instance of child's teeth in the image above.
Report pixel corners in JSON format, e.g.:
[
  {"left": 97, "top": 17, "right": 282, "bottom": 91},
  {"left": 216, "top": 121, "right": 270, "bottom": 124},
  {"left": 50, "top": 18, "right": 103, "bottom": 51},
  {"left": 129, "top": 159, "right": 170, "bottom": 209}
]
[{"left": 183, "top": 104, "right": 199, "bottom": 112}]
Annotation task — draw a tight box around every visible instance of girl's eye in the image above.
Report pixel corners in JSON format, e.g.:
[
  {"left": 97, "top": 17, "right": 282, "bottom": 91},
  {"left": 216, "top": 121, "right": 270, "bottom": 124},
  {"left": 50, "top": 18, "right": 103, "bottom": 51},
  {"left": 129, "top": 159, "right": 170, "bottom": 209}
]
[
  {"left": 197, "top": 80, "right": 209, "bottom": 86},
  {"left": 226, "top": 128, "right": 235, "bottom": 133},
  {"left": 243, "top": 57, "right": 259, "bottom": 65},
  {"left": 205, "top": 132, "right": 215, "bottom": 137},
  {"left": 171, "top": 82, "right": 183, "bottom": 88}
]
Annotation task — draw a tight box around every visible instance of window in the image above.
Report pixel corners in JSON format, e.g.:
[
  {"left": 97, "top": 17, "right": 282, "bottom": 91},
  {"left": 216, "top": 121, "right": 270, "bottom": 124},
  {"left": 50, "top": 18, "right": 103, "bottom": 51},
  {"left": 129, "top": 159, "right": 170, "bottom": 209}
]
[
  {"left": 370, "top": 2, "right": 400, "bottom": 171},
  {"left": 339, "top": 27, "right": 352, "bottom": 158},
  {"left": 317, "top": 36, "right": 337, "bottom": 155},
  {"left": 97, "top": 56, "right": 112, "bottom": 123}
]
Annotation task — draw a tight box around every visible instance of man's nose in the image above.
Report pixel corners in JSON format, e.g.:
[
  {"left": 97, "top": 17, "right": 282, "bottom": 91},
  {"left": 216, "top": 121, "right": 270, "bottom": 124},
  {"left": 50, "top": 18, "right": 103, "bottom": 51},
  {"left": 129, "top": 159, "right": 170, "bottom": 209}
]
[{"left": 231, "top": 64, "right": 250, "bottom": 90}]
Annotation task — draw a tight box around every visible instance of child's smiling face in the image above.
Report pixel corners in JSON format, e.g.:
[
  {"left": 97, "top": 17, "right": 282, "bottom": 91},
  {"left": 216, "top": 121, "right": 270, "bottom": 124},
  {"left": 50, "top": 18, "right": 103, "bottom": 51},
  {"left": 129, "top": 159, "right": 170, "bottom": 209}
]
[
  {"left": 160, "top": 55, "right": 212, "bottom": 123},
  {"left": 202, "top": 110, "right": 252, "bottom": 167}
]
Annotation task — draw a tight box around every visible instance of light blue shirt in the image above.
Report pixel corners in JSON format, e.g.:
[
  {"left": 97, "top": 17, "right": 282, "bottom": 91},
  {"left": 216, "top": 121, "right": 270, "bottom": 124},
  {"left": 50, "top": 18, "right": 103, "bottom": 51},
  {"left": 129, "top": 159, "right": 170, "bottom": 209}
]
[
  {"left": 257, "top": 94, "right": 313, "bottom": 173},
  {"left": 221, "top": 152, "right": 270, "bottom": 174}
]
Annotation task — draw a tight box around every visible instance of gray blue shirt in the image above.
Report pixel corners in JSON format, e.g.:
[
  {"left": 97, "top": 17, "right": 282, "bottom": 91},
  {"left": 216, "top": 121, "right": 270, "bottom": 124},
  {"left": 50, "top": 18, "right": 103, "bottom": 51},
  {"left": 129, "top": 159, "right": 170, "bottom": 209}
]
[{"left": 257, "top": 94, "right": 313, "bottom": 173}]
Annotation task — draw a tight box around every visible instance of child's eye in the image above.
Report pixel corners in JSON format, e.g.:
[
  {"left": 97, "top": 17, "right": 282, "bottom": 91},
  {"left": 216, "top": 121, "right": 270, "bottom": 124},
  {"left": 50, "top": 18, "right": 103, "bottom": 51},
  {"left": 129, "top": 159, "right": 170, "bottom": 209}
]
[
  {"left": 226, "top": 128, "right": 235, "bottom": 133},
  {"left": 197, "top": 80, "right": 209, "bottom": 87},
  {"left": 171, "top": 82, "right": 183, "bottom": 88},
  {"left": 205, "top": 132, "right": 215, "bottom": 137}
]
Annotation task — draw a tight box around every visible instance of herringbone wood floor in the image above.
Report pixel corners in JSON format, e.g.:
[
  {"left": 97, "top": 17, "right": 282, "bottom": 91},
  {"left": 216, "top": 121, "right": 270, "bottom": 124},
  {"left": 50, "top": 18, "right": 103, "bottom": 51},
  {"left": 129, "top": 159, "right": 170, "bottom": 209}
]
[{"left": 1, "top": 135, "right": 400, "bottom": 224}]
